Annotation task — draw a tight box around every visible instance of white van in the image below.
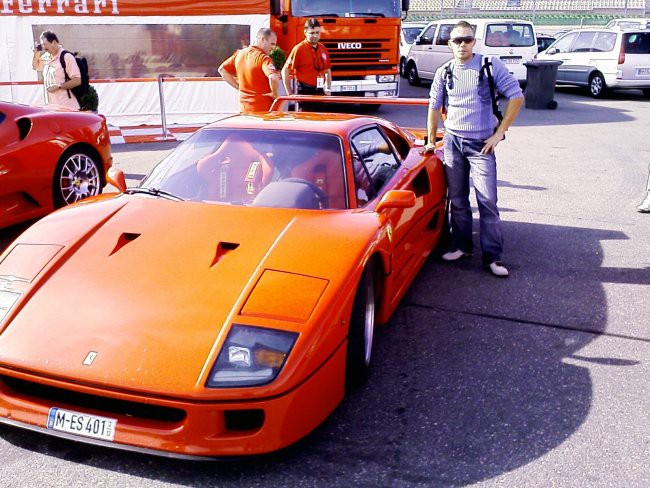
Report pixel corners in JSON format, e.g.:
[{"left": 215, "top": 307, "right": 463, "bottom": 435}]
[
  {"left": 536, "top": 28, "right": 650, "bottom": 97},
  {"left": 405, "top": 18, "right": 537, "bottom": 86},
  {"left": 400, "top": 22, "right": 428, "bottom": 77},
  {"left": 605, "top": 18, "right": 650, "bottom": 30}
]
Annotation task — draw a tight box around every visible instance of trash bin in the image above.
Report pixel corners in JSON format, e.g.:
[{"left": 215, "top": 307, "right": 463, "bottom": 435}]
[{"left": 523, "top": 60, "right": 562, "bottom": 110}]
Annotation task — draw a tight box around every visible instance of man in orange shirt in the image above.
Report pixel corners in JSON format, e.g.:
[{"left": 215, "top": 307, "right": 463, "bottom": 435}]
[
  {"left": 282, "top": 18, "right": 332, "bottom": 110},
  {"left": 218, "top": 28, "right": 280, "bottom": 113}
]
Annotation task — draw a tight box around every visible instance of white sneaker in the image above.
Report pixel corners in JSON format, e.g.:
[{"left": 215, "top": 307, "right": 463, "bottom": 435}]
[
  {"left": 637, "top": 194, "right": 650, "bottom": 213},
  {"left": 488, "top": 261, "right": 509, "bottom": 277},
  {"left": 442, "top": 250, "right": 472, "bottom": 261}
]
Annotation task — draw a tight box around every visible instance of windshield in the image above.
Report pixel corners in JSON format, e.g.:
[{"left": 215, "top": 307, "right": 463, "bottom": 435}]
[
  {"left": 139, "top": 128, "right": 347, "bottom": 209},
  {"left": 292, "top": 0, "right": 401, "bottom": 18},
  {"left": 403, "top": 26, "right": 424, "bottom": 44}
]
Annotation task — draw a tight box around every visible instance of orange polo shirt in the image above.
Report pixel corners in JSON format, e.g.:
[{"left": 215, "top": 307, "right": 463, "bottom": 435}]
[
  {"left": 221, "top": 46, "right": 277, "bottom": 113},
  {"left": 285, "top": 40, "right": 331, "bottom": 87}
]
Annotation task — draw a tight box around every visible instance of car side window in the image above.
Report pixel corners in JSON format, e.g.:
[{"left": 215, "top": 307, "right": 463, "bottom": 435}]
[
  {"left": 351, "top": 127, "right": 399, "bottom": 207},
  {"left": 593, "top": 32, "right": 617, "bottom": 52},
  {"left": 571, "top": 32, "right": 596, "bottom": 53},
  {"left": 419, "top": 25, "right": 435, "bottom": 45},
  {"left": 551, "top": 32, "right": 578, "bottom": 53},
  {"left": 435, "top": 24, "right": 454, "bottom": 46}
]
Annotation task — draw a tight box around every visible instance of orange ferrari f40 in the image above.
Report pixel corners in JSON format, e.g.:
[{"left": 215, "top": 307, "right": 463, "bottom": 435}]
[
  {"left": 0, "top": 102, "right": 112, "bottom": 229},
  {"left": 0, "top": 97, "right": 446, "bottom": 458}
]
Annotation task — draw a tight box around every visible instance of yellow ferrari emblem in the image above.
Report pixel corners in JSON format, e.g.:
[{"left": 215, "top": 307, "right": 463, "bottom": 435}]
[{"left": 387, "top": 224, "right": 393, "bottom": 242}]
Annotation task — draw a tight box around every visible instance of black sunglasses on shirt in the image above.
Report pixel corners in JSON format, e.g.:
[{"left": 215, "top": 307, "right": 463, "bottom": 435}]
[{"left": 450, "top": 36, "right": 475, "bottom": 45}]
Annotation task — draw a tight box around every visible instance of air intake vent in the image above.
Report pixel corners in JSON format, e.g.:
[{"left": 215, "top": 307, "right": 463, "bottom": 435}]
[
  {"left": 16, "top": 118, "right": 32, "bottom": 140},
  {"left": 110, "top": 232, "right": 141, "bottom": 256},
  {"left": 1, "top": 375, "right": 186, "bottom": 423},
  {"left": 211, "top": 241, "right": 240, "bottom": 267}
]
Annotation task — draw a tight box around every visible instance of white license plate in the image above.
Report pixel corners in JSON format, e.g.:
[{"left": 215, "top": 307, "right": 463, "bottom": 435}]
[
  {"left": 636, "top": 67, "right": 650, "bottom": 76},
  {"left": 341, "top": 85, "right": 357, "bottom": 92},
  {"left": 501, "top": 57, "right": 521, "bottom": 64},
  {"left": 47, "top": 407, "right": 117, "bottom": 441}
]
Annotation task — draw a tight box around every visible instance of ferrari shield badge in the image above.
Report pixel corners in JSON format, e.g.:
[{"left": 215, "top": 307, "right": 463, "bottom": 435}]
[{"left": 83, "top": 351, "right": 98, "bottom": 366}]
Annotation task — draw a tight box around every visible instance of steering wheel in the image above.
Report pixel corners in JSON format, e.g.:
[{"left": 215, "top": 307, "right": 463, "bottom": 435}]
[{"left": 281, "top": 177, "right": 329, "bottom": 209}]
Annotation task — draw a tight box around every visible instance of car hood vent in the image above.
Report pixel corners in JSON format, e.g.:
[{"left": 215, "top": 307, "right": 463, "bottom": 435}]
[
  {"left": 109, "top": 232, "right": 141, "bottom": 256},
  {"left": 211, "top": 241, "right": 240, "bottom": 267}
]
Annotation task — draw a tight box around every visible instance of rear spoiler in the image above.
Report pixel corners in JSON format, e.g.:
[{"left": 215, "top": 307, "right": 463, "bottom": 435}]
[{"left": 270, "top": 95, "right": 429, "bottom": 112}]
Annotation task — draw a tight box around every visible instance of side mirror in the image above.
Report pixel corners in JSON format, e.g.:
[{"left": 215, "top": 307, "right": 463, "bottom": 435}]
[
  {"left": 375, "top": 190, "right": 416, "bottom": 213},
  {"left": 547, "top": 47, "right": 559, "bottom": 55},
  {"left": 402, "top": 0, "right": 410, "bottom": 11},
  {"left": 106, "top": 167, "right": 127, "bottom": 193}
]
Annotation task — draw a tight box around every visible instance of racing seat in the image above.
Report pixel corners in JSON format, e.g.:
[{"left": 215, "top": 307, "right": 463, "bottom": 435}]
[
  {"left": 289, "top": 148, "right": 346, "bottom": 209},
  {"left": 196, "top": 135, "right": 273, "bottom": 203}
]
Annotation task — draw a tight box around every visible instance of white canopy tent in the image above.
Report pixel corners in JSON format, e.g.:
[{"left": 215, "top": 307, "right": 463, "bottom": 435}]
[{"left": 0, "top": 10, "right": 269, "bottom": 126}]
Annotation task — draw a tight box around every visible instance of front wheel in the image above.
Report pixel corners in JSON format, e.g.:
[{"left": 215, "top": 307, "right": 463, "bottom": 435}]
[
  {"left": 642, "top": 89, "right": 650, "bottom": 98},
  {"left": 407, "top": 63, "right": 420, "bottom": 86},
  {"left": 346, "top": 265, "right": 377, "bottom": 387},
  {"left": 53, "top": 149, "right": 102, "bottom": 208},
  {"left": 588, "top": 72, "right": 606, "bottom": 98}
]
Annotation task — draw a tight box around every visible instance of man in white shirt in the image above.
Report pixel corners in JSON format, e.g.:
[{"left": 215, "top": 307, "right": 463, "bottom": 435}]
[{"left": 32, "top": 30, "right": 81, "bottom": 110}]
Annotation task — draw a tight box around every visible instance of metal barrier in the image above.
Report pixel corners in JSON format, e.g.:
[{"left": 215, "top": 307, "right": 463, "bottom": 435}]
[{"left": 0, "top": 76, "right": 226, "bottom": 140}]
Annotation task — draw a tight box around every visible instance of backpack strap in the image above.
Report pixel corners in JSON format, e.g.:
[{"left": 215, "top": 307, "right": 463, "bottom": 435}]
[
  {"left": 481, "top": 55, "right": 504, "bottom": 123},
  {"left": 440, "top": 60, "right": 454, "bottom": 120},
  {"left": 59, "top": 49, "right": 72, "bottom": 99}
]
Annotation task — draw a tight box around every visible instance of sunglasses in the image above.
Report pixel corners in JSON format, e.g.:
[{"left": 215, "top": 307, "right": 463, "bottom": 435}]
[{"left": 450, "top": 36, "right": 475, "bottom": 45}]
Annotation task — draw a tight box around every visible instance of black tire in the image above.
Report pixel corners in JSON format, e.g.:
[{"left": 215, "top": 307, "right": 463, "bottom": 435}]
[
  {"left": 346, "top": 265, "right": 377, "bottom": 387},
  {"left": 53, "top": 148, "right": 102, "bottom": 208},
  {"left": 642, "top": 89, "right": 650, "bottom": 98},
  {"left": 588, "top": 72, "right": 606, "bottom": 98},
  {"left": 399, "top": 58, "right": 407, "bottom": 77},
  {"left": 407, "top": 63, "right": 420, "bottom": 86}
]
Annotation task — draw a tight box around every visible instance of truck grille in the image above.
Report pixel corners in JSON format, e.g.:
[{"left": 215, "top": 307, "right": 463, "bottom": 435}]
[{"left": 322, "top": 38, "right": 394, "bottom": 71}]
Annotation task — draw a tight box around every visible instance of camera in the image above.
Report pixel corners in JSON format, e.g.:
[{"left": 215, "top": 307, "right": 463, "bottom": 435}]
[{"left": 35, "top": 43, "right": 43, "bottom": 52}]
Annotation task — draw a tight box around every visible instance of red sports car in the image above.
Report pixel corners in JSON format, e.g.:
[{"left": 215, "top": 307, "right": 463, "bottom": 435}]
[
  {"left": 0, "top": 97, "right": 446, "bottom": 458},
  {"left": 0, "top": 102, "right": 112, "bottom": 229}
]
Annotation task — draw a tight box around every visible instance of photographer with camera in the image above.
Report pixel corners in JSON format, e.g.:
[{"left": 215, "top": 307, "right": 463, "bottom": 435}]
[{"left": 32, "top": 30, "right": 81, "bottom": 110}]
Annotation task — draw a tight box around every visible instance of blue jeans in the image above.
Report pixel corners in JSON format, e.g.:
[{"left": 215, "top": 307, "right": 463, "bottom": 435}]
[{"left": 443, "top": 133, "right": 504, "bottom": 265}]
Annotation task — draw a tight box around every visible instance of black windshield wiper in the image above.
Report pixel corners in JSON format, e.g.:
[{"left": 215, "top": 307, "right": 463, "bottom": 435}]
[
  {"left": 349, "top": 12, "right": 385, "bottom": 17},
  {"left": 316, "top": 12, "right": 339, "bottom": 17},
  {"left": 126, "top": 187, "right": 185, "bottom": 201}
]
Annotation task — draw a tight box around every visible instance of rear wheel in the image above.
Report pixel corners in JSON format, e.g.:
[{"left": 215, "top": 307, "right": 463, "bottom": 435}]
[
  {"left": 588, "top": 72, "right": 606, "bottom": 98},
  {"left": 346, "top": 265, "right": 377, "bottom": 387},
  {"left": 53, "top": 149, "right": 102, "bottom": 208},
  {"left": 643, "top": 89, "right": 650, "bottom": 98},
  {"left": 407, "top": 62, "right": 420, "bottom": 86}
]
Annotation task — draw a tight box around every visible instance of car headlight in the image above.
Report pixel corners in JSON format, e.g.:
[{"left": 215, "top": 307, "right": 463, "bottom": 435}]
[
  {"left": 377, "top": 74, "right": 397, "bottom": 83},
  {"left": 206, "top": 325, "right": 298, "bottom": 388}
]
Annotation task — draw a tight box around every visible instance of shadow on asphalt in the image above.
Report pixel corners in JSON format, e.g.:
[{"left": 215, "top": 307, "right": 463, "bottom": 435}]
[{"left": 1, "top": 219, "right": 644, "bottom": 486}]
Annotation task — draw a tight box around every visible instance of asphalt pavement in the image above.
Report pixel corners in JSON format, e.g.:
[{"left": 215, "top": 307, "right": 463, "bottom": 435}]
[{"left": 0, "top": 84, "right": 648, "bottom": 487}]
